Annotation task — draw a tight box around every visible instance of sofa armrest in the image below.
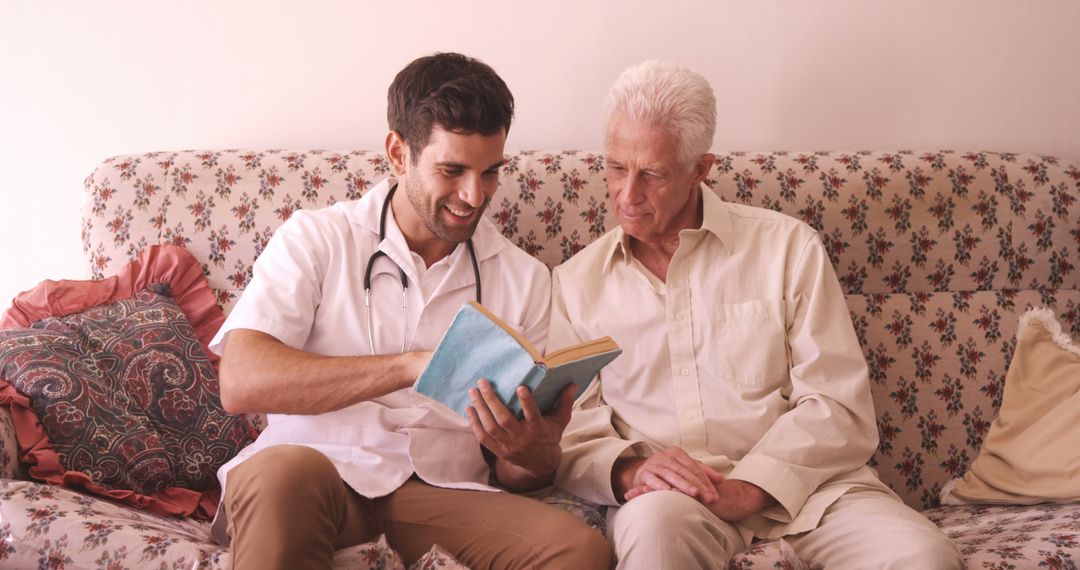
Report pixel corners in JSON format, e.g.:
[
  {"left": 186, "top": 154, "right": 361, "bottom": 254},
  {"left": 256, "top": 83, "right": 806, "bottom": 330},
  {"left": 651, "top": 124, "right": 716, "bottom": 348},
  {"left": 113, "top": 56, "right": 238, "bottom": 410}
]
[{"left": 0, "top": 406, "right": 22, "bottom": 479}]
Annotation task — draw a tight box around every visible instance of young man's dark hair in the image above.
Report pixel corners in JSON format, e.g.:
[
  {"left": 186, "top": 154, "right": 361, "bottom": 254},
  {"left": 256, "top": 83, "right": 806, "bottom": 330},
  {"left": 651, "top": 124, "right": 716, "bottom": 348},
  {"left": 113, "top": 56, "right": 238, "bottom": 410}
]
[{"left": 387, "top": 52, "right": 514, "bottom": 158}]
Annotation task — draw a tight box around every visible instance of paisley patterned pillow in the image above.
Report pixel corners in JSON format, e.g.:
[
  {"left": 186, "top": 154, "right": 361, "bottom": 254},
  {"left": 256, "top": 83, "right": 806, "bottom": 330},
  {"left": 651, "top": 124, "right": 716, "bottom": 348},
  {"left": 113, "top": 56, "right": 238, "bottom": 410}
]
[{"left": 0, "top": 245, "right": 256, "bottom": 518}]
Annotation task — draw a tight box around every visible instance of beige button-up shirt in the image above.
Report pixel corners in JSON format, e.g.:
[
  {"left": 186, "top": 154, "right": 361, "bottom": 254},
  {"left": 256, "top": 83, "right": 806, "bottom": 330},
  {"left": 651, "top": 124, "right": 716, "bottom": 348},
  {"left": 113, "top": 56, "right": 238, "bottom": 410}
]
[{"left": 551, "top": 188, "right": 892, "bottom": 540}]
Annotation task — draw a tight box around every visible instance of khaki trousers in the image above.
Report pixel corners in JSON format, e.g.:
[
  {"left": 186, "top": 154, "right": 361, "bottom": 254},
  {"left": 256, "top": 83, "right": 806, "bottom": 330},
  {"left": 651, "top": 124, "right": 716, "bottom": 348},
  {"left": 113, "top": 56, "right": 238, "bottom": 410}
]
[
  {"left": 608, "top": 487, "right": 964, "bottom": 569},
  {"left": 225, "top": 445, "right": 610, "bottom": 570}
]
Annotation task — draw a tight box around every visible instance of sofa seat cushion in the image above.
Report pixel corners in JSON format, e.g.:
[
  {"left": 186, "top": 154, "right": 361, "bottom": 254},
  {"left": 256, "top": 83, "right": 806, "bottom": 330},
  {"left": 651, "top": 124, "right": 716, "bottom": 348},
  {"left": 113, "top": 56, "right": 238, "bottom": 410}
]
[
  {"left": 0, "top": 479, "right": 473, "bottom": 569},
  {"left": 0, "top": 479, "right": 228, "bottom": 568},
  {"left": 728, "top": 538, "right": 814, "bottom": 569},
  {"left": 925, "top": 503, "right": 1080, "bottom": 567},
  {"left": 11, "top": 484, "right": 1072, "bottom": 570},
  {"left": 0, "top": 477, "right": 810, "bottom": 569}
]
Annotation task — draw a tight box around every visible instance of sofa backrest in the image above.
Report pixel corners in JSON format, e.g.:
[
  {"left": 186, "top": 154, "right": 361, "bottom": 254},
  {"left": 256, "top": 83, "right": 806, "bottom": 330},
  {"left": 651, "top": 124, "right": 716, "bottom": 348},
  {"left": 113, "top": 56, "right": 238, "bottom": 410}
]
[
  {"left": 81, "top": 151, "right": 614, "bottom": 307},
  {"left": 82, "top": 150, "right": 1080, "bottom": 510}
]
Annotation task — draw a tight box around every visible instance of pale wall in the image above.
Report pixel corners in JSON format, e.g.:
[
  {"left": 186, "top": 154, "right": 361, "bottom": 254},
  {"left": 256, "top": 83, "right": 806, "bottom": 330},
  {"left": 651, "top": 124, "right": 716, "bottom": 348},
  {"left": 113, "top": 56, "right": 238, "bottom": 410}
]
[{"left": 2, "top": 0, "right": 1078, "bottom": 304}]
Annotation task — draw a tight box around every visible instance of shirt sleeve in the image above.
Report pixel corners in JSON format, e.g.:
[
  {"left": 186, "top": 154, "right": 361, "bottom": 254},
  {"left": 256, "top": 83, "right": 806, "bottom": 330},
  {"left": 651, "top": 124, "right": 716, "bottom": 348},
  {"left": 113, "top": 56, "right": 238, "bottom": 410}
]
[
  {"left": 551, "top": 265, "right": 641, "bottom": 506},
  {"left": 209, "top": 210, "right": 329, "bottom": 355},
  {"left": 727, "top": 232, "right": 879, "bottom": 519}
]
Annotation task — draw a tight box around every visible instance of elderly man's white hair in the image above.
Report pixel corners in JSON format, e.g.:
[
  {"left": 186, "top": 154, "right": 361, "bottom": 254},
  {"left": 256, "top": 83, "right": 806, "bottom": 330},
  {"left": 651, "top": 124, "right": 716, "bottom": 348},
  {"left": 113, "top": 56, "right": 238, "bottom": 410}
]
[{"left": 603, "top": 60, "right": 717, "bottom": 167}]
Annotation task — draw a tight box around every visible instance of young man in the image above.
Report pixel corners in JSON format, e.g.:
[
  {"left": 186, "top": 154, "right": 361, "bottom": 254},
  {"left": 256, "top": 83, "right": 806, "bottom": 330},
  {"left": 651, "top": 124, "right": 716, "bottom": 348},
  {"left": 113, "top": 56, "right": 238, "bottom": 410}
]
[
  {"left": 210, "top": 53, "right": 608, "bottom": 570},
  {"left": 548, "top": 60, "right": 963, "bottom": 569}
]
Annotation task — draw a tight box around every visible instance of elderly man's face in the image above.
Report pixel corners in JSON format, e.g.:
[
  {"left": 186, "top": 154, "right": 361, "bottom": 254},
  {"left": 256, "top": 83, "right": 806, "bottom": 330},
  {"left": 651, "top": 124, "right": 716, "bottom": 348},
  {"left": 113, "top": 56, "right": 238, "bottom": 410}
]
[{"left": 604, "top": 113, "right": 711, "bottom": 243}]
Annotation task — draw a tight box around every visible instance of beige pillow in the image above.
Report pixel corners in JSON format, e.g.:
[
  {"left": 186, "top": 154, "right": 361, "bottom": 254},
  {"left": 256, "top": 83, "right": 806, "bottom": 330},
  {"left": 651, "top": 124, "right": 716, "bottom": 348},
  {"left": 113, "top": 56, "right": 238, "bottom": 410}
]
[{"left": 942, "top": 307, "right": 1080, "bottom": 505}]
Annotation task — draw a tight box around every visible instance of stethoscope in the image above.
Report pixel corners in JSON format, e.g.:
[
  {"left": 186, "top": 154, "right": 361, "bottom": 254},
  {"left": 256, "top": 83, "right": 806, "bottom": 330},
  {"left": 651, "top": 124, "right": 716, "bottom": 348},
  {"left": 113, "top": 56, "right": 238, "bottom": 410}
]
[{"left": 363, "top": 182, "right": 482, "bottom": 354}]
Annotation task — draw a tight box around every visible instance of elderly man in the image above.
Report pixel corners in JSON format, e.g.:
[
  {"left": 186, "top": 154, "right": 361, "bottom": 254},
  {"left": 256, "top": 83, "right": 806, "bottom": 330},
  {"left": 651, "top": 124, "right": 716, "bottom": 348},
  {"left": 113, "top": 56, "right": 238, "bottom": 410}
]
[
  {"left": 548, "top": 61, "right": 963, "bottom": 568},
  {"left": 210, "top": 53, "right": 608, "bottom": 570}
]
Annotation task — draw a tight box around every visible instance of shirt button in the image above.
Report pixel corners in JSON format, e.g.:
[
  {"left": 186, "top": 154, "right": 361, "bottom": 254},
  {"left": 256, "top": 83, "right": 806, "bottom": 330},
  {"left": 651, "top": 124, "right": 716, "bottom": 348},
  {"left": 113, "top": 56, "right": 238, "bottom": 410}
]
[
  {"left": 675, "top": 312, "right": 685, "bottom": 320},
  {"left": 680, "top": 368, "right": 690, "bottom": 376},
  {"left": 685, "top": 411, "right": 696, "bottom": 418}
]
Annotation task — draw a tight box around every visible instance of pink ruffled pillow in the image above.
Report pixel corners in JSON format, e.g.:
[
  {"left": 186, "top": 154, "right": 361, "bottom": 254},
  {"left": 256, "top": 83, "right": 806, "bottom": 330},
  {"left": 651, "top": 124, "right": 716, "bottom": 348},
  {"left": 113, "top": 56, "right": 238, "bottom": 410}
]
[{"left": 0, "top": 244, "right": 256, "bottom": 518}]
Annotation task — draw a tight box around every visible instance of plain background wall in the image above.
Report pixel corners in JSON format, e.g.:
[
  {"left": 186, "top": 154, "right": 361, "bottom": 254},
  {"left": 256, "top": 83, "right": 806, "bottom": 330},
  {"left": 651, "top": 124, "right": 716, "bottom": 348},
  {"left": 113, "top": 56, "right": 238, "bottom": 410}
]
[{"left": 2, "top": 0, "right": 1078, "bottom": 305}]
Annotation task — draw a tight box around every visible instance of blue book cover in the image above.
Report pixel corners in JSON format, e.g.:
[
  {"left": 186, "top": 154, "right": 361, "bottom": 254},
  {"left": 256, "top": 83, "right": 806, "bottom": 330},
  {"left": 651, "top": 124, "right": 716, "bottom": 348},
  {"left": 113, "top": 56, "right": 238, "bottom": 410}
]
[{"left": 414, "top": 301, "right": 621, "bottom": 417}]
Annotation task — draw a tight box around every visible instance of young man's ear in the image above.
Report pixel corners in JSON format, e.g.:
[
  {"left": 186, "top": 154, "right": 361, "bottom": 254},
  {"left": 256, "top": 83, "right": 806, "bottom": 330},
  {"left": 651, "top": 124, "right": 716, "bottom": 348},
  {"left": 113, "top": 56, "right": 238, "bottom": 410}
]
[{"left": 385, "top": 131, "right": 410, "bottom": 176}]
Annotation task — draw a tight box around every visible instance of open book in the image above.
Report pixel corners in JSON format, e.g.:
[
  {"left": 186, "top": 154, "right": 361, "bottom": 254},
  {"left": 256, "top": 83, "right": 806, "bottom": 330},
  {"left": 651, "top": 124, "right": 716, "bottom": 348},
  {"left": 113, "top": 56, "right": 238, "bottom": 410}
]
[{"left": 414, "top": 301, "right": 622, "bottom": 417}]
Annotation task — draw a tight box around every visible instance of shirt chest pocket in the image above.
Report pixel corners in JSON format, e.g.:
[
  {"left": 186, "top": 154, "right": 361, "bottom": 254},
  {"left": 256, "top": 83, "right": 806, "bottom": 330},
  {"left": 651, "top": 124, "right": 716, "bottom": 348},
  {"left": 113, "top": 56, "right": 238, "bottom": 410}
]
[{"left": 710, "top": 299, "right": 789, "bottom": 387}]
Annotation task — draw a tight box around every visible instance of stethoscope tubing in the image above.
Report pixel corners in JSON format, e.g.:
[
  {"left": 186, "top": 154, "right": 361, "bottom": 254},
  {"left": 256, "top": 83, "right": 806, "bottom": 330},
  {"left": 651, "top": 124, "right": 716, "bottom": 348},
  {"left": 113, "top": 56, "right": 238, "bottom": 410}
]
[{"left": 363, "top": 182, "right": 482, "bottom": 354}]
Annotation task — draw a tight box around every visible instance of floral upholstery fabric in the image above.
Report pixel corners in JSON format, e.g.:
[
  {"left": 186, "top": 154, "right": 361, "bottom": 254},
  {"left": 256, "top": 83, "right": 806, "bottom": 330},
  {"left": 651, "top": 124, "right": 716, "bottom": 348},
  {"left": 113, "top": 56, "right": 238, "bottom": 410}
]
[
  {"left": 0, "top": 148, "right": 1065, "bottom": 568},
  {"left": 0, "top": 406, "right": 18, "bottom": 480},
  {"left": 926, "top": 502, "right": 1080, "bottom": 569},
  {"left": 0, "top": 475, "right": 934, "bottom": 570},
  {"left": 0, "top": 479, "right": 466, "bottom": 570},
  {"left": 79, "top": 151, "right": 615, "bottom": 315},
  {"left": 1, "top": 479, "right": 229, "bottom": 569},
  {"left": 846, "top": 289, "right": 1080, "bottom": 509}
]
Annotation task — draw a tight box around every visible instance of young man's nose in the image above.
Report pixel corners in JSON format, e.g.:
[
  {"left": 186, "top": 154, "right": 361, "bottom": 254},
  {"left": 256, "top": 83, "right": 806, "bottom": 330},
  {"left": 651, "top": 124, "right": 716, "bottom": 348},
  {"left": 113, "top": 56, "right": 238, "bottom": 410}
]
[{"left": 458, "top": 176, "right": 486, "bottom": 208}]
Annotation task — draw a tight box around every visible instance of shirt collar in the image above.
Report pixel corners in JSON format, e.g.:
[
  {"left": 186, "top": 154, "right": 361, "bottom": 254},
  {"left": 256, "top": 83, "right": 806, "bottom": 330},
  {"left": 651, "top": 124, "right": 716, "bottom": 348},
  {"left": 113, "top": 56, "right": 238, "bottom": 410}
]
[
  {"left": 699, "top": 185, "right": 735, "bottom": 253},
  {"left": 601, "top": 185, "right": 734, "bottom": 274},
  {"left": 601, "top": 226, "right": 628, "bottom": 276},
  {"left": 349, "top": 177, "right": 394, "bottom": 237},
  {"left": 470, "top": 215, "right": 508, "bottom": 263}
]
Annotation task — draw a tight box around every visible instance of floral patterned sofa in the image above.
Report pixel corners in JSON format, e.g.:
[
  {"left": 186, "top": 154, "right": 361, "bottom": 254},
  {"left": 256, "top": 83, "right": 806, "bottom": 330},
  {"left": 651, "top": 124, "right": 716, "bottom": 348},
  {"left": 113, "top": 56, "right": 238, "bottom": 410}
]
[{"left": 2, "top": 149, "right": 1079, "bottom": 569}]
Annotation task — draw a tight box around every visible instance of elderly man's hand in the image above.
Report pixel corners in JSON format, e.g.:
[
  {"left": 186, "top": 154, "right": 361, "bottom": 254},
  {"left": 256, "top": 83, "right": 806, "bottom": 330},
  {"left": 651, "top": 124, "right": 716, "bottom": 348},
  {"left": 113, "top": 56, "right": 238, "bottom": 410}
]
[
  {"left": 624, "top": 460, "right": 774, "bottom": 522},
  {"left": 701, "top": 477, "right": 774, "bottom": 522},
  {"left": 614, "top": 447, "right": 721, "bottom": 504},
  {"left": 466, "top": 379, "right": 576, "bottom": 489}
]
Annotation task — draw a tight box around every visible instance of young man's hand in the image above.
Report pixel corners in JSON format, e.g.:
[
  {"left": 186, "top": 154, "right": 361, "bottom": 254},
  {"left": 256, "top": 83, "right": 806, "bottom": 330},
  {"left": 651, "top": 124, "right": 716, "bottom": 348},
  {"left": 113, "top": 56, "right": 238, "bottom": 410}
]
[{"left": 466, "top": 379, "right": 576, "bottom": 491}]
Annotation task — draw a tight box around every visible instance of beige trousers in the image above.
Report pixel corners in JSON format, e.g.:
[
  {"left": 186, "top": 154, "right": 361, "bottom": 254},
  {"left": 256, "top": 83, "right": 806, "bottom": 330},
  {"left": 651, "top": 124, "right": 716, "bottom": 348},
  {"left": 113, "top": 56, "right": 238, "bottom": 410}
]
[
  {"left": 225, "top": 445, "right": 610, "bottom": 570},
  {"left": 608, "top": 487, "right": 964, "bottom": 569}
]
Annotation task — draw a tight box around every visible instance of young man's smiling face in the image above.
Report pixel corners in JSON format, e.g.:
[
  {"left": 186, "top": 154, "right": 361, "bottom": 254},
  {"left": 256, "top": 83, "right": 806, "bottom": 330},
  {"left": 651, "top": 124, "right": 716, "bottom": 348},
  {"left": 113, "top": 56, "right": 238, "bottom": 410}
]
[{"left": 390, "top": 125, "right": 506, "bottom": 253}]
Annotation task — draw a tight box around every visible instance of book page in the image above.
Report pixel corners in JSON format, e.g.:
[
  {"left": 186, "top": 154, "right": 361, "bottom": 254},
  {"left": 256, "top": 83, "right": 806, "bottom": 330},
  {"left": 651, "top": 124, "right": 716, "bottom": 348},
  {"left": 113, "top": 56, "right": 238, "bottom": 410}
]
[
  {"left": 529, "top": 347, "right": 622, "bottom": 412},
  {"left": 542, "top": 336, "right": 619, "bottom": 368}
]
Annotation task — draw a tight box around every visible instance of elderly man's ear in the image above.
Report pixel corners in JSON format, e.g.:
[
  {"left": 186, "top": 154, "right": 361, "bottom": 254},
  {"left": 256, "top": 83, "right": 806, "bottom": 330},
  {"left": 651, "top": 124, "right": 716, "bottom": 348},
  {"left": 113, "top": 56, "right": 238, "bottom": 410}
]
[{"left": 693, "top": 153, "right": 716, "bottom": 186}]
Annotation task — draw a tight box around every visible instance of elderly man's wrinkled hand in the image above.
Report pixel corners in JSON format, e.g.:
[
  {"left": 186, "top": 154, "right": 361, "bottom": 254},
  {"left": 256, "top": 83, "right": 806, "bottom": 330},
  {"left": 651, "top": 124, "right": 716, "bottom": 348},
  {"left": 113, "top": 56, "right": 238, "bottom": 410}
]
[
  {"left": 618, "top": 446, "right": 720, "bottom": 504},
  {"left": 625, "top": 463, "right": 774, "bottom": 522},
  {"left": 466, "top": 379, "right": 575, "bottom": 479},
  {"left": 702, "top": 477, "right": 774, "bottom": 522}
]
